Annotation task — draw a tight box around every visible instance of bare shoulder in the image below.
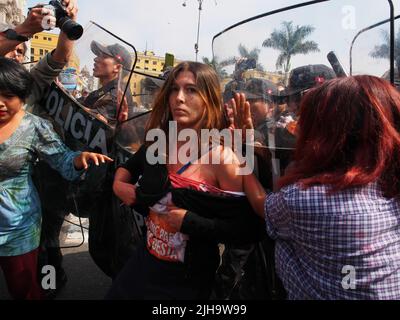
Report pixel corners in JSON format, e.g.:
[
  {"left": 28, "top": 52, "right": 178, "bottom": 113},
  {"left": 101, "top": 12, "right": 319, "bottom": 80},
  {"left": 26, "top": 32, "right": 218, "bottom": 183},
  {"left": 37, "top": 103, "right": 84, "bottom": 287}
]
[
  {"left": 207, "top": 145, "right": 241, "bottom": 165},
  {"left": 208, "top": 145, "right": 243, "bottom": 192}
]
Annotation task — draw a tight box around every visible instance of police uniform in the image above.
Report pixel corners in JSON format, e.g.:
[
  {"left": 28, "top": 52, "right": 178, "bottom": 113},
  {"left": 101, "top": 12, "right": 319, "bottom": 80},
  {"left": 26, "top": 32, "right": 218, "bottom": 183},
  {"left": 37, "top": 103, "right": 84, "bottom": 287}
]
[{"left": 82, "top": 79, "right": 134, "bottom": 126}]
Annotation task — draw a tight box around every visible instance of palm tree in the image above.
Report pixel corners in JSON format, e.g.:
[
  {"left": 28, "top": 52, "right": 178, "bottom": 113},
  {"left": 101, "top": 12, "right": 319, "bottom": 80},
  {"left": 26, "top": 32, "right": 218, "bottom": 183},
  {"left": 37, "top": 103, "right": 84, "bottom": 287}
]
[
  {"left": 220, "top": 44, "right": 265, "bottom": 74},
  {"left": 370, "top": 27, "right": 400, "bottom": 72},
  {"left": 262, "top": 21, "right": 320, "bottom": 75},
  {"left": 202, "top": 56, "right": 229, "bottom": 79}
]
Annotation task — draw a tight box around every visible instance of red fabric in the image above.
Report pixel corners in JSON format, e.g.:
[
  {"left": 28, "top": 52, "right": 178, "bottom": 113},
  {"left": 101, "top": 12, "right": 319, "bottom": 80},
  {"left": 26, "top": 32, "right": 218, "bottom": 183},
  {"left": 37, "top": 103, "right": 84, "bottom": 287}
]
[
  {"left": 146, "top": 173, "right": 231, "bottom": 263},
  {"left": 0, "top": 248, "right": 43, "bottom": 300},
  {"left": 169, "top": 173, "right": 227, "bottom": 195}
]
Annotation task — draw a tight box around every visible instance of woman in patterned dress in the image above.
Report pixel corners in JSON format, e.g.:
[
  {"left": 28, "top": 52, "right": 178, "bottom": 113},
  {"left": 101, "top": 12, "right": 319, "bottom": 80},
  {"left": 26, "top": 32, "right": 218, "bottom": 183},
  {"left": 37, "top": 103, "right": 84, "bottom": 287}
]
[{"left": 0, "top": 57, "right": 112, "bottom": 299}]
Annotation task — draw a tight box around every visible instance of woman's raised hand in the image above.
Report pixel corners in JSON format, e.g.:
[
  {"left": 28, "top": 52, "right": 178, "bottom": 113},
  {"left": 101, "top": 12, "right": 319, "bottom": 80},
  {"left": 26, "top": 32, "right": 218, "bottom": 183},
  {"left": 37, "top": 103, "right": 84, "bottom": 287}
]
[
  {"left": 225, "top": 93, "right": 254, "bottom": 145},
  {"left": 73, "top": 151, "right": 113, "bottom": 170},
  {"left": 225, "top": 93, "right": 253, "bottom": 131}
]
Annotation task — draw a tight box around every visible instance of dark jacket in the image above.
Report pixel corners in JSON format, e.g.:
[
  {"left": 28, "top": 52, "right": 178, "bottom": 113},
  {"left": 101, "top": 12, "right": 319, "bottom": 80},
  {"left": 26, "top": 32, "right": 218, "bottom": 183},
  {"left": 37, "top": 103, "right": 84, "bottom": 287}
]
[
  {"left": 83, "top": 79, "right": 135, "bottom": 126},
  {"left": 122, "top": 144, "right": 266, "bottom": 285}
]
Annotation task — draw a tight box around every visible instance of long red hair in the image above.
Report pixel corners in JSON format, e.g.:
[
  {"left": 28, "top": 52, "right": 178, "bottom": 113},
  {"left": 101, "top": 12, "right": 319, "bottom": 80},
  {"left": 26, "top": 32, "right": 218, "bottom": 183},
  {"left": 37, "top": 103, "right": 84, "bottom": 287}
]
[{"left": 278, "top": 75, "right": 400, "bottom": 198}]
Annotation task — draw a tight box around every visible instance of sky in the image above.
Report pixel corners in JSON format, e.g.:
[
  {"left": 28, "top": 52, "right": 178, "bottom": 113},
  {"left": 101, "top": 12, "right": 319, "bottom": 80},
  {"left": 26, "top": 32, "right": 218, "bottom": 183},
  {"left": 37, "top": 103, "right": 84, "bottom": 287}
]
[
  {"left": 25, "top": 0, "right": 399, "bottom": 76},
  {"left": 25, "top": 0, "right": 311, "bottom": 60}
]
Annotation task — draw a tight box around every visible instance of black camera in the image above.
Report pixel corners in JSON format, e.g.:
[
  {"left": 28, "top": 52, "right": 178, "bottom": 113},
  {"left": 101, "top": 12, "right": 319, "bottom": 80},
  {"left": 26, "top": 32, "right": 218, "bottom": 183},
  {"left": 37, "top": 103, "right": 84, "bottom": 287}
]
[{"left": 48, "top": 0, "right": 83, "bottom": 40}]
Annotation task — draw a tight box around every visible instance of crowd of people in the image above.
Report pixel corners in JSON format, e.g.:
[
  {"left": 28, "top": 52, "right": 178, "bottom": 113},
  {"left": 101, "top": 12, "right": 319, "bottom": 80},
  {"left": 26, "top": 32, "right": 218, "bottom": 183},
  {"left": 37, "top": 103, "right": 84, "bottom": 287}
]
[{"left": 1, "top": 0, "right": 400, "bottom": 301}]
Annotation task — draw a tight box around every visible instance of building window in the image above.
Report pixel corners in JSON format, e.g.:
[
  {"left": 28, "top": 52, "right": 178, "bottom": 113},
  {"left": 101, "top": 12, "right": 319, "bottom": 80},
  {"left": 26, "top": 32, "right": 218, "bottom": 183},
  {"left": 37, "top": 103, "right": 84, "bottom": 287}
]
[
  {"left": 48, "top": 38, "right": 52, "bottom": 41},
  {"left": 40, "top": 49, "right": 44, "bottom": 55},
  {"left": 153, "top": 61, "right": 157, "bottom": 65},
  {"left": 43, "top": 37, "right": 47, "bottom": 40},
  {"left": 134, "top": 83, "right": 136, "bottom": 88},
  {"left": 137, "top": 59, "right": 140, "bottom": 63},
  {"left": 30, "top": 56, "right": 34, "bottom": 62},
  {"left": 144, "top": 67, "right": 149, "bottom": 70},
  {"left": 152, "top": 68, "right": 157, "bottom": 71},
  {"left": 31, "top": 48, "right": 34, "bottom": 54},
  {"left": 34, "top": 36, "right": 38, "bottom": 39},
  {"left": 145, "top": 60, "right": 149, "bottom": 64},
  {"left": 45, "top": 50, "right": 49, "bottom": 54}
]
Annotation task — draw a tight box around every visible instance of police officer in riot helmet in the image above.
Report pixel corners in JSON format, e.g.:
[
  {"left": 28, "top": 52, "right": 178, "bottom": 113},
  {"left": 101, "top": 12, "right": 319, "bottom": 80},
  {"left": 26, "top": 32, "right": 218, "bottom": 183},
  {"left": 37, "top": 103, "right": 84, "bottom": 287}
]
[
  {"left": 213, "top": 78, "right": 279, "bottom": 300},
  {"left": 82, "top": 41, "right": 134, "bottom": 126},
  {"left": 236, "top": 78, "right": 278, "bottom": 146},
  {"left": 223, "top": 57, "right": 256, "bottom": 103},
  {"left": 275, "top": 64, "right": 336, "bottom": 173},
  {"left": 213, "top": 66, "right": 336, "bottom": 300}
]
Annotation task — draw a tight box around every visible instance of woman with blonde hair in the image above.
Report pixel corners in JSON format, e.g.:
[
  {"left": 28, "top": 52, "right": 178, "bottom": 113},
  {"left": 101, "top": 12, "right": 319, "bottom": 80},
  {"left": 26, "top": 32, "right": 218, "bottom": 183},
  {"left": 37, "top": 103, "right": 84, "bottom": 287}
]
[{"left": 108, "top": 61, "right": 265, "bottom": 299}]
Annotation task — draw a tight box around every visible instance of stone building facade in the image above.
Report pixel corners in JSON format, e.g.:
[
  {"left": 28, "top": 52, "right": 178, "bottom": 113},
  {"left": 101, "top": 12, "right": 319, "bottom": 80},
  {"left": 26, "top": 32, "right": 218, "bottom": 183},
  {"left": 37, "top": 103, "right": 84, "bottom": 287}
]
[{"left": 0, "top": 0, "right": 26, "bottom": 26}]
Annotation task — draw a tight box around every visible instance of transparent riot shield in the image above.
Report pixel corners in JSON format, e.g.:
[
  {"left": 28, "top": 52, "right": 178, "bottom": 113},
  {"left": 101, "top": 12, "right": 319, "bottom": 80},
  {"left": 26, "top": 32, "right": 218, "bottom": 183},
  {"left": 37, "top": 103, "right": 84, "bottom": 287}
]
[
  {"left": 350, "top": 13, "right": 400, "bottom": 86},
  {"left": 114, "top": 72, "right": 163, "bottom": 154},
  {"left": 33, "top": 21, "right": 167, "bottom": 277},
  {"left": 69, "top": 21, "right": 135, "bottom": 128},
  {"left": 213, "top": 0, "right": 397, "bottom": 190},
  {"left": 211, "top": 0, "right": 397, "bottom": 300}
]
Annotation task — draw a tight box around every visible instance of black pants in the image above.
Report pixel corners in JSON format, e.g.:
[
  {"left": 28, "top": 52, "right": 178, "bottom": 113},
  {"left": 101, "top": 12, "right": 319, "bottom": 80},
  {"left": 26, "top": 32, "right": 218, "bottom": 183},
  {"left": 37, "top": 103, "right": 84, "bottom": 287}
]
[
  {"left": 105, "top": 241, "right": 211, "bottom": 300},
  {"left": 38, "top": 207, "right": 66, "bottom": 272},
  {"left": 33, "top": 162, "right": 69, "bottom": 274}
]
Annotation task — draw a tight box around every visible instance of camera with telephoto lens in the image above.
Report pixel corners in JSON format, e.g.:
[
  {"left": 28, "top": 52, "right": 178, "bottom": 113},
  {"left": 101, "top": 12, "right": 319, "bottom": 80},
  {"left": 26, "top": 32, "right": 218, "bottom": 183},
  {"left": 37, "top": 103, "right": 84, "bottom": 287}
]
[{"left": 48, "top": 0, "right": 83, "bottom": 40}]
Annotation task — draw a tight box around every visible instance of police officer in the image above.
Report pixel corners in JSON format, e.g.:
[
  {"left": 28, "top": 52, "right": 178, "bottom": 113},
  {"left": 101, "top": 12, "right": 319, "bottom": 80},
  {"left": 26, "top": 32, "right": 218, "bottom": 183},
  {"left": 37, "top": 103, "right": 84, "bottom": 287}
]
[
  {"left": 82, "top": 41, "right": 134, "bottom": 126},
  {"left": 274, "top": 64, "right": 336, "bottom": 173},
  {"left": 236, "top": 78, "right": 278, "bottom": 147},
  {"left": 214, "top": 65, "right": 336, "bottom": 300},
  {"left": 222, "top": 57, "right": 256, "bottom": 103}
]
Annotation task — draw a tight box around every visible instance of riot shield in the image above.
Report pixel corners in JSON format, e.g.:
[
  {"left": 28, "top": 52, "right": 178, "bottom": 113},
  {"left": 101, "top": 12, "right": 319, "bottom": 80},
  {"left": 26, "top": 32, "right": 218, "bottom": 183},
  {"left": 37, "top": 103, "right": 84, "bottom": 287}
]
[
  {"left": 211, "top": 0, "right": 397, "bottom": 300},
  {"left": 34, "top": 21, "right": 166, "bottom": 277},
  {"left": 213, "top": 0, "right": 398, "bottom": 189},
  {"left": 350, "top": 13, "right": 400, "bottom": 86}
]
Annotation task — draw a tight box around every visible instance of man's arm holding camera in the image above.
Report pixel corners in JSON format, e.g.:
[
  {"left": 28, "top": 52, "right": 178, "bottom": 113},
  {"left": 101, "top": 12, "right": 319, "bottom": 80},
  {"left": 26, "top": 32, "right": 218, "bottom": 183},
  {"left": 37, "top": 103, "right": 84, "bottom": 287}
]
[
  {"left": 52, "top": 0, "right": 77, "bottom": 64},
  {"left": 0, "top": 7, "right": 45, "bottom": 56},
  {"left": 27, "top": 0, "right": 78, "bottom": 107}
]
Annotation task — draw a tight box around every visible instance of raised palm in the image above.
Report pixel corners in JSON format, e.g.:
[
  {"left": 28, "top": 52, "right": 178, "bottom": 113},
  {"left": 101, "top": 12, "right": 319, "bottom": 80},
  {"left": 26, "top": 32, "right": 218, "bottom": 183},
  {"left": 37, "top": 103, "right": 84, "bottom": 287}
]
[{"left": 225, "top": 93, "right": 254, "bottom": 145}]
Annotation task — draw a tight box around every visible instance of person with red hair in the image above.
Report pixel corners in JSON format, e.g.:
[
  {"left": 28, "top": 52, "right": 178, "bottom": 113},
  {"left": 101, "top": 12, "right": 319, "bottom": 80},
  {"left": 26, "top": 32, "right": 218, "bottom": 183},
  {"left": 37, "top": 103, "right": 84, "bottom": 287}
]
[{"left": 233, "top": 75, "right": 400, "bottom": 299}]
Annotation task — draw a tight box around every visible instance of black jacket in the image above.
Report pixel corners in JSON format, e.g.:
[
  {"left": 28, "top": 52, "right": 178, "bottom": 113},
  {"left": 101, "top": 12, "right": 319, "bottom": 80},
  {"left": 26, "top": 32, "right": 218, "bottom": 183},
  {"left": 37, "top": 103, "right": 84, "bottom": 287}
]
[{"left": 122, "top": 145, "right": 266, "bottom": 284}]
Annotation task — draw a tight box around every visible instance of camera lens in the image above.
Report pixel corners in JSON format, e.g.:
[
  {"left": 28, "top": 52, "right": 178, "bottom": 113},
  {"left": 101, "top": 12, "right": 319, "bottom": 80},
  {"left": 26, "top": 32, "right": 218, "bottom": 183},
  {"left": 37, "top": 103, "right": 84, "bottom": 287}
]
[{"left": 58, "top": 16, "right": 83, "bottom": 40}]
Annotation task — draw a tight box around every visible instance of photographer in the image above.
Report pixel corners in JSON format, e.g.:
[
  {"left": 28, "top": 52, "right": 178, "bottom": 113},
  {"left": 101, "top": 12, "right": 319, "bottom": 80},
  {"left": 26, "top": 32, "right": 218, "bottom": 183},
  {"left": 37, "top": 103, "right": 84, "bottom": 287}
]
[
  {"left": 0, "top": 8, "right": 47, "bottom": 58},
  {"left": 1, "top": 1, "right": 78, "bottom": 108}
]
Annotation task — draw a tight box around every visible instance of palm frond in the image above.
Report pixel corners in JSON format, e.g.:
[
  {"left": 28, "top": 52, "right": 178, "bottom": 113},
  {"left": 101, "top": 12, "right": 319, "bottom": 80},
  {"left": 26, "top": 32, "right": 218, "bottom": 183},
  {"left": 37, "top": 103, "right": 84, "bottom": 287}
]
[
  {"left": 219, "top": 57, "right": 237, "bottom": 67},
  {"left": 370, "top": 44, "right": 390, "bottom": 59},
  {"left": 292, "top": 25, "right": 315, "bottom": 43},
  {"left": 291, "top": 41, "right": 320, "bottom": 55},
  {"left": 369, "top": 27, "right": 400, "bottom": 68},
  {"left": 238, "top": 44, "right": 249, "bottom": 58},
  {"left": 262, "top": 20, "right": 319, "bottom": 72}
]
